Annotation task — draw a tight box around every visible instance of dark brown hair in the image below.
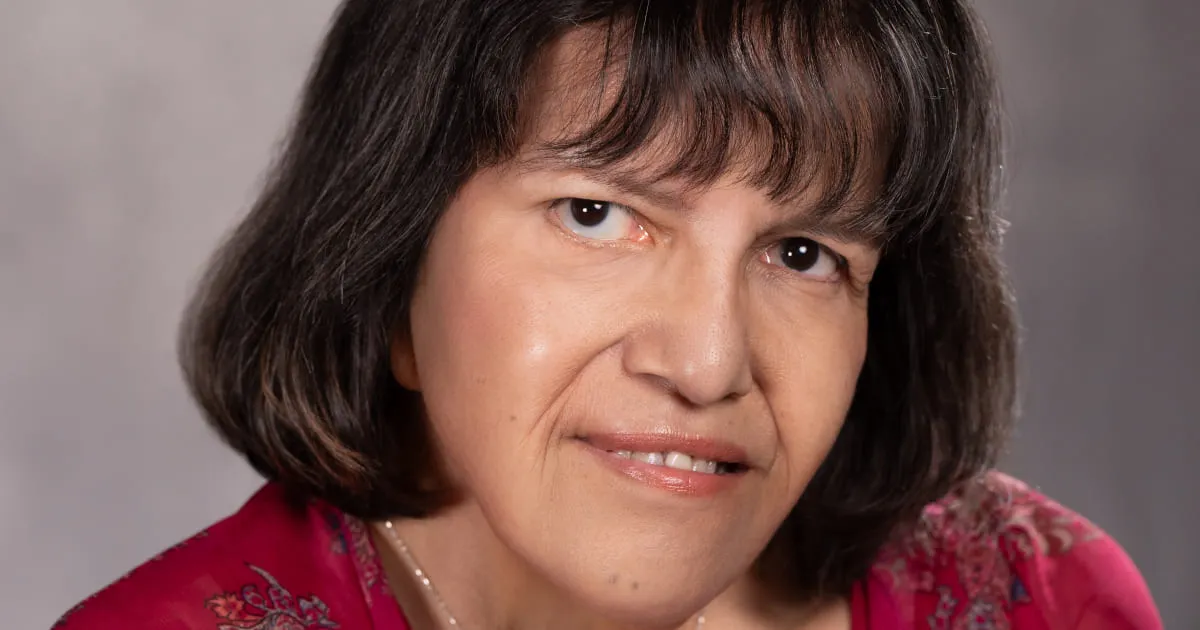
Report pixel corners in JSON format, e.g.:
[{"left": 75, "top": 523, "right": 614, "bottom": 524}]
[{"left": 180, "top": 0, "right": 1015, "bottom": 599}]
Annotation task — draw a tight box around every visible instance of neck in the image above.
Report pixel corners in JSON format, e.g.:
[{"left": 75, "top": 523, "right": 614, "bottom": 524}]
[
  {"left": 374, "top": 501, "right": 702, "bottom": 630},
  {"left": 372, "top": 500, "right": 849, "bottom": 630}
]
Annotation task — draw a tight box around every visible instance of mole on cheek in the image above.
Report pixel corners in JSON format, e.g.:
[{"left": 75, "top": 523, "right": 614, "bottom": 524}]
[
  {"left": 608, "top": 574, "right": 619, "bottom": 585},
  {"left": 630, "top": 581, "right": 639, "bottom": 591}
]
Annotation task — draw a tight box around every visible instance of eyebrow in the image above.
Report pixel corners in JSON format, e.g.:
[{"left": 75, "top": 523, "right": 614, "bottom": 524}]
[
  {"left": 514, "top": 151, "right": 687, "bottom": 210},
  {"left": 514, "top": 150, "right": 883, "bottom": 246},
  {"left": 765, "top": 206, "right": 883, "bottom": 246}
]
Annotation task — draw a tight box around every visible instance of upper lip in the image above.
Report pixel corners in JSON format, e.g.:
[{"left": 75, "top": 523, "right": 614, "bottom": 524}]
[{"left": 578, "top": 431, "right": 751, "bottom": 466}]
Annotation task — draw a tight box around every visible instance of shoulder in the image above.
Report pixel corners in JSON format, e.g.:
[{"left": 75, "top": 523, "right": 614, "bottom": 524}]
[
  {"left": 52, "top": 484, "right": 387, "bottom": 629},
  {"left": 872, "top": 471, "right": 1162, "bottom": 629}
]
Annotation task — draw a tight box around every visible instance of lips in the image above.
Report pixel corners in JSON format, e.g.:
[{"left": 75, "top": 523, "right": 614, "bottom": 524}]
[
  {"left": 576, "top": 432, "right": 752, "bottom": 497},
  {"left": 579, "top": 432, "right": 751, "bottom": 468}
]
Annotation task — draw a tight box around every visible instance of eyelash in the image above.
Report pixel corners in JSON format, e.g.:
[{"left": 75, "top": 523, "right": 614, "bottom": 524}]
[{"left": 548, "top": 197, "right": 849, "bottom": 282}]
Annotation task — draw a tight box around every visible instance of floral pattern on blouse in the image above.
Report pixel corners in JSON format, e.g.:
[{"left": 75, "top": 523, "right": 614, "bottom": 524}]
[
  {"left": 50, "top": 473, "right": 1160, "bottom": 630},
  {"left": 875, "top": 472, "right": 1104, "bottom": 630},
  {"left": 206, "top": 565, "right": 339, "bottom": 630}
]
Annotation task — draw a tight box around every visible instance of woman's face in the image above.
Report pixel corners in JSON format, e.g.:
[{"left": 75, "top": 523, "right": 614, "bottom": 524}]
[{"left": 391, "top": 34, "right": 881, "bottom": 622}]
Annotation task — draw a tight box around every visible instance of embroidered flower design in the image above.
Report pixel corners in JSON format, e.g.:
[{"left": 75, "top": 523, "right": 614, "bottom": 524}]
[
  {"left": 207, "top": 593, "right": 249, "bottom": 621},
  {"left": 343, "top": 517, "right": 381, "bottom": 592},
  {"left": 927, "top": 586, "right": 957, "bottom": 630},
  {"left": 206, "top": 565, "right": 338, "bottom": 630},
  {"left": 957, "top": 542, "right": 1002, "bottom": 594},
  {"left": 959, "top": 599, "right": 1005, "bottom": 630},
  {"left": 876, "top": 472, "right": 1102, "bottom": 630}
]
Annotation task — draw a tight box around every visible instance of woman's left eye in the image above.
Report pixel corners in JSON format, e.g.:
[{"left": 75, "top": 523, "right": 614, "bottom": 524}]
[
  {"left": 762, "top": 237, "right": 844, "bottom": 281},
  {"left": 551, "top": 198, "right": 648, "bottom": 242}
]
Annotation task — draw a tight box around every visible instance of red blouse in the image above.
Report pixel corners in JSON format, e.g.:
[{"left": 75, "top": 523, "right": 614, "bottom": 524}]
[{"left": 53, "top": 472, "right": 1161, "bottom": 629}]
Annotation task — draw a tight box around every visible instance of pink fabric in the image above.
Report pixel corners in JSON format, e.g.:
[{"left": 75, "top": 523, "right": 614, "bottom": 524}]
[
  {"left": 861, "top": 473, "right": 1161, "bottom": 629},
  {"left": 54, "top": 472, "right": 1161, "bottom": 629},
  {"left": 53, "top": 485, "right": 412, "bottom": 630}
]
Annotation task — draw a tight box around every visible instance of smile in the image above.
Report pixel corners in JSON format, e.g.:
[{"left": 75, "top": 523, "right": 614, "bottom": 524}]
[
  {"left": 575, "top": 433, "right": 751, "bottom": 497},
  {"left": 605, "top": 450, "right": 742, "bottom": 475}
]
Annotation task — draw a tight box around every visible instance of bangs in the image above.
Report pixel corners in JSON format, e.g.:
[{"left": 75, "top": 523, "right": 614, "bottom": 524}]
[{"left": 505, "top": 0, "right": 984, "bottom": 242}]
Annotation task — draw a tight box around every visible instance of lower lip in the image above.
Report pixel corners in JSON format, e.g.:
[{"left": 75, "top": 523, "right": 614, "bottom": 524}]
[{"left": 578, "top": 440, "right": 745, "bottom": 498}]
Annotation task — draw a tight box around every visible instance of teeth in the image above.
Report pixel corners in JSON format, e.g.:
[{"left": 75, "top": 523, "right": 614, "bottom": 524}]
[
  {"left": 611, "top": 449, "right": 726, "bottom": 475},
  {"left": 630, "top": 451, "right": 664, "bottom": 465},
  {"left": 664, "top": 451, "right": 693, "bottom": 471}
]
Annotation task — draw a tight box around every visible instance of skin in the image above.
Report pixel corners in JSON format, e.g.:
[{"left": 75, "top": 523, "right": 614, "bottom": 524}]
[{"left": 379, "top": 31, "right": 881, "bottom": 630}]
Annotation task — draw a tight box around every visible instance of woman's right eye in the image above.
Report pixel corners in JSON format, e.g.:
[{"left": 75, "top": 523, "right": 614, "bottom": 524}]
[{"left": 550, "top": 198, "right": 649, "bottom": 243}]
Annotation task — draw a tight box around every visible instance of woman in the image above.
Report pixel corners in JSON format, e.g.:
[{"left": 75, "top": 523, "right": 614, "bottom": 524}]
[{"left": 55, "top": 0, "right": 1160, "bottom": 628}]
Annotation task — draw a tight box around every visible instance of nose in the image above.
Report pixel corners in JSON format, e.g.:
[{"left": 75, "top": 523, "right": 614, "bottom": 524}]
[{"left": 621, "top": 256, "right": 754, "bottom": 406}]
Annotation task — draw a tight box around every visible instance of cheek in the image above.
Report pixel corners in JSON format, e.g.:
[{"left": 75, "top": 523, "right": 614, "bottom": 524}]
[
  {"left": 762, "top": 304, "right": 868, "bottom": 489},
  {"left": 404, "top": 198, "right": 621, "bottom": 477},
  {"left": 408, "top": 230, "right": 538, "bottom": 462}
]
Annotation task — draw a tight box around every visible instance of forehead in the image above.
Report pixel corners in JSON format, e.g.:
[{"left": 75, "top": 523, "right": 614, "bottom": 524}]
[{"left": 521, "top": 29, "right": 635, "bottom": 144}]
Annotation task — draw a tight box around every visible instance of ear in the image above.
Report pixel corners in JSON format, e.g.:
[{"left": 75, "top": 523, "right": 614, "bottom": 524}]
[{"left": 389, "top": 325, "right": 421, "bottom": 391}]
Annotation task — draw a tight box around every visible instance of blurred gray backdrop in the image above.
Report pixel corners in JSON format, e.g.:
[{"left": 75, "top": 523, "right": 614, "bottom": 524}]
[{"left": 1, "top": 2, "right": 1195, "bottom": 628}]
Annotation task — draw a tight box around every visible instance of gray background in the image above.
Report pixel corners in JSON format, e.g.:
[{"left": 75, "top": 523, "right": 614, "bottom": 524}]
[{"left": 1, "top": 2, "right": 1195, "bottom": 628}]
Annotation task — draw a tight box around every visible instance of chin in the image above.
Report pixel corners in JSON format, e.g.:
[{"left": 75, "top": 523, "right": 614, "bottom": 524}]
[
  {"left": 569, "top": 576, "right": 721, "bottom": 629},
  {"left": 529, "top": 533, "right": 742, "bottom": 628}
]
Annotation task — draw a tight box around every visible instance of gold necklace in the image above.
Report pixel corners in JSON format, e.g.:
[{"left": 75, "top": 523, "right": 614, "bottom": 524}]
[{"left": 382, "top": 520, "right": 707, "bottom": 629}]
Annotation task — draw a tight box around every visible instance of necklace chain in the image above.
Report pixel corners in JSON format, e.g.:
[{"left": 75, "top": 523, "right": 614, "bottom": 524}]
[
  {"left": 381, "top": 520, "right": 706, "bottom": 629},
  {"left": 383, "top": 520, "right": 461, "bottom": 626}
]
